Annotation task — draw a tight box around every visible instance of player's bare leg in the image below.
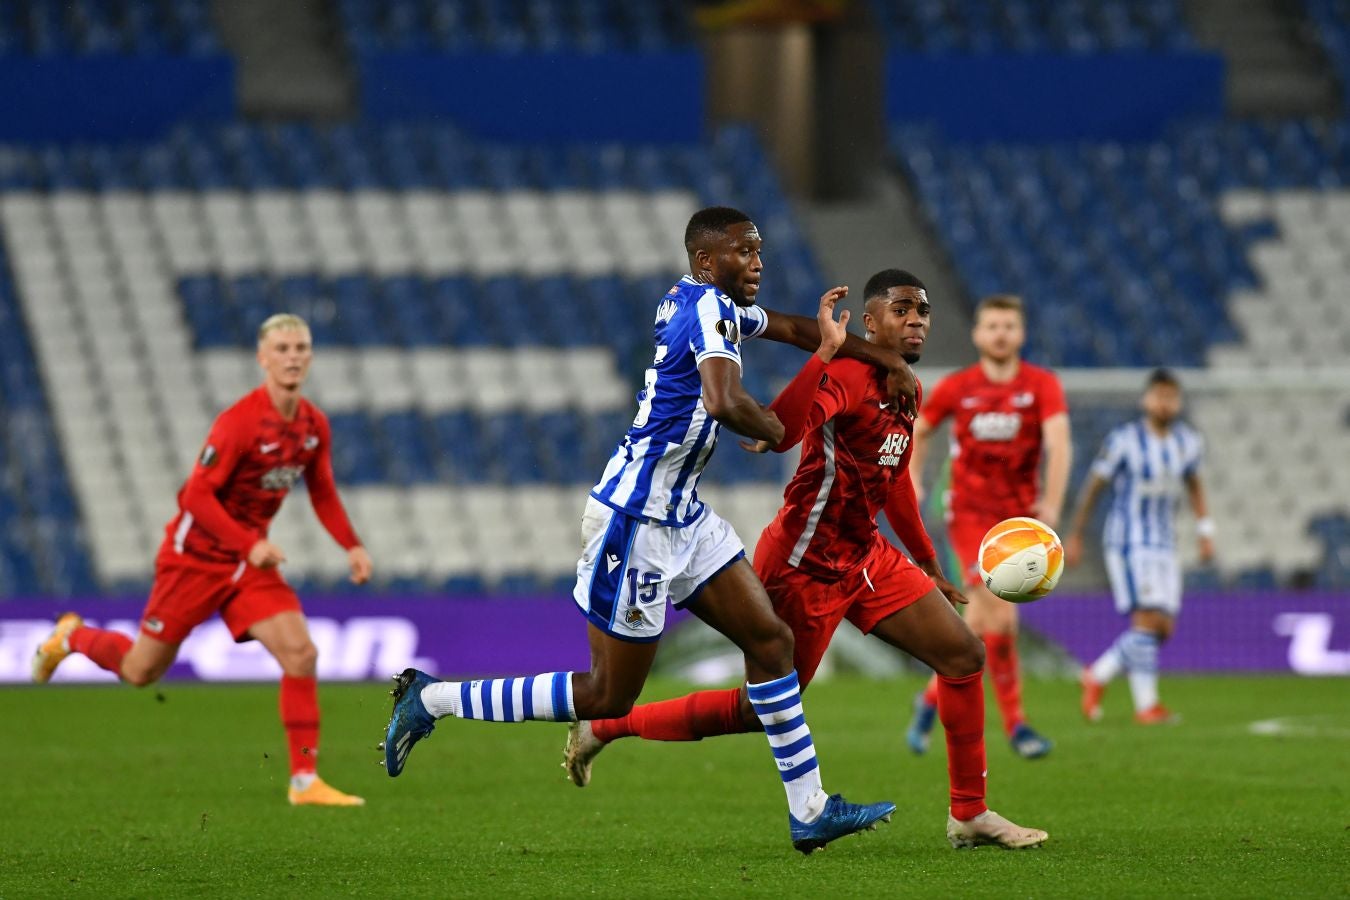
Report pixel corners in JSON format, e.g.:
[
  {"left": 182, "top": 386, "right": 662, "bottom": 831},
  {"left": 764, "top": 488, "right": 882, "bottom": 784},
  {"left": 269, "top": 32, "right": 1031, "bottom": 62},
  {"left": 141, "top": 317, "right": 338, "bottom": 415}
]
[
  {"left": 117, "top": 634, "right": 181, "bottom": 686},
  {"left": 872, "top": 589, "right": 1047, "bottom": 849},
  {"left": 562, "top": 629, "right": 663, "bottom": 786},
  {"left": 33, "top": 614, "right": 170, "bottom": 685},
  {"left": 251, "top": 611, "right": 363, "bottom": 806}
]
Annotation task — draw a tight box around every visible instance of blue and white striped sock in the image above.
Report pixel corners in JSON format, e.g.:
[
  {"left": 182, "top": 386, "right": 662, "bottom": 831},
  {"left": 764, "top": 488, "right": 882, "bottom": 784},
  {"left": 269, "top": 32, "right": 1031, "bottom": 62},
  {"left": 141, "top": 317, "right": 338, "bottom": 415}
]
[
  {"left": 1121, "top": 630, "right": 1160, "bottom": 712},
  {"left": 420, "top": 673, "right": 575, "bottom": 722},
  {"left": 747, "top": 670, "right": 827, "bottom": 822}
]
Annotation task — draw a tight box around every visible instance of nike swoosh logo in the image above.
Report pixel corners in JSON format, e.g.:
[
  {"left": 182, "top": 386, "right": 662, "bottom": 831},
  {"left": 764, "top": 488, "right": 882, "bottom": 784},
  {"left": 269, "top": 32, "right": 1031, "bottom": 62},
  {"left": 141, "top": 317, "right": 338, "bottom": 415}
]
[
  {"left": 879, "top": 402, "right": 890, "bottom": 410},
  {"left": 260, "top": 442, "right": 281, "bottom": 453},
  {"left": 606, "top": 553, "right": 621, "bottom": 573}
]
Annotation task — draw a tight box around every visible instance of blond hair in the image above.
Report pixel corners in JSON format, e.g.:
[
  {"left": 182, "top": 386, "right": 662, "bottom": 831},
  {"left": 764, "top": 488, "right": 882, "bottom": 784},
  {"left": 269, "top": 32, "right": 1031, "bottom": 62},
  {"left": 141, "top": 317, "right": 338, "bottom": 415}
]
[
  {"left": 257, "top": 313, "right": 311, "bottom": 344},
  {"left": 975, "top": 293, "right": 1025, "bottom": 323}
]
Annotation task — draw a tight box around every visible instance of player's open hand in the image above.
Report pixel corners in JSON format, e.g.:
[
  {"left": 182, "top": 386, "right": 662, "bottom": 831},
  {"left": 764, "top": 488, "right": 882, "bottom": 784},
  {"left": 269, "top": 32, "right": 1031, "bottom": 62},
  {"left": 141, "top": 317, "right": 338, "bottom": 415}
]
[
  {"left": 1031, "top": 499, "right": 1060, "bottom": 530},
  {"left": 935, "top": 574, "right": 968, "bottom": 606},
  {"left": 247, "top": 539, "right": 286, "bottom": 569},
  {"left": 816, "top": 286, "right": 850, "bottom": 363},
  {"left": 347, "top": 545, "right": 373, "bottom": 584},
  {"left": 1064, "top": 533, "right": 1083, "bottom": 568},
  {"left": 1197, "top": 535, "right": 1215, "bottom": 563}
]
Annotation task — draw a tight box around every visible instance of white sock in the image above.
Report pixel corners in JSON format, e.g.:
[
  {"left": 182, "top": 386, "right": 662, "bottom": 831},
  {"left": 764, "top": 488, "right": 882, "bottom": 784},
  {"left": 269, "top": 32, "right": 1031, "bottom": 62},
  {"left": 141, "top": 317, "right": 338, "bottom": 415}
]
[
  {"left": 747, "top": 670, "right": 827, "bottom": 823},
  {"left": 1090, "top": 632, "right": 1128, "bottom": 683},
  {"left": 290, "top": 772, "right": 317, "bottom": 791},
  {"left": 420, "top": 673, "right": 575, "bottom": 722}
]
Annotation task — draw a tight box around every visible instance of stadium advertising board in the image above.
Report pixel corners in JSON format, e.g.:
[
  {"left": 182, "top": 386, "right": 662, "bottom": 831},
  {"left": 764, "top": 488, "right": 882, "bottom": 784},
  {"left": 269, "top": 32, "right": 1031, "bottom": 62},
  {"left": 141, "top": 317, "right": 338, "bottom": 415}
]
[{"left": 1, "top": 593, "right": 1346, "bottom": 683}]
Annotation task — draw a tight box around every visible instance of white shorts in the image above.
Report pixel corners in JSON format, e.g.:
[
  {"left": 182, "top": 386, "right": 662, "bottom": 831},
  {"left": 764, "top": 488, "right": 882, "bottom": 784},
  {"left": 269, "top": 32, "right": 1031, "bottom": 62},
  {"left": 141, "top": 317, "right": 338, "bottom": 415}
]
[
  {"left": 572, "top": 496, "right": 746, "bottom": 643},
  {"left": 1104, "top": 546, "right": 1182, "bottom": 617}
]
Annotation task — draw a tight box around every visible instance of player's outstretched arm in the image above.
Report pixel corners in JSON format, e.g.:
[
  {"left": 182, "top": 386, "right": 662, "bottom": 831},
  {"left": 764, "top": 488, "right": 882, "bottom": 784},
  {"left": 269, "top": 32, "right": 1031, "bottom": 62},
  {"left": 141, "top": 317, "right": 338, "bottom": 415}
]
[
  {"left": 758, "top": 290, "right": 917, "bottom": 415},
  {"left": 740, "top": 288, "right": 853, "bottom": 454},
  {"left": 1064, "top": 473, "right": 1108, "bottom": 568},
  {"left": 698, "top": 356, "right": 785, "bottom": 445}
]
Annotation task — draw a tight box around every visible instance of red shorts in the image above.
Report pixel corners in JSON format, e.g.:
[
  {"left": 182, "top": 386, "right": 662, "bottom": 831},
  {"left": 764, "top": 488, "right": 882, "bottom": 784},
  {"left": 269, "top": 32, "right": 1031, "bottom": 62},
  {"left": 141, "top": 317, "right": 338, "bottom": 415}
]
[
  {"left": 140, "top": 548, "right": 301, "bottom": 645},
  {"left": 753, "top": 534, "right": 935, "bottom": 688},
  {"left": 948, "top": 516, "right": 997, "bottom": 588}
]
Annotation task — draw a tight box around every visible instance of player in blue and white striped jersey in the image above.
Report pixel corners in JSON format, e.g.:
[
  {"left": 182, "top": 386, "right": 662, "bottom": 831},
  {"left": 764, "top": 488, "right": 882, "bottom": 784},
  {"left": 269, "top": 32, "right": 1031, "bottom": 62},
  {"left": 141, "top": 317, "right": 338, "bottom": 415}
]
[
  {"left": 1065, "top": 369, "right": 1216, "bottom": 725},
  {"left": 384, "top": 207, "right": 917, "bottom": 854},
  {"left": 588, "top": 272, "right": 771, "bottom": 526}
]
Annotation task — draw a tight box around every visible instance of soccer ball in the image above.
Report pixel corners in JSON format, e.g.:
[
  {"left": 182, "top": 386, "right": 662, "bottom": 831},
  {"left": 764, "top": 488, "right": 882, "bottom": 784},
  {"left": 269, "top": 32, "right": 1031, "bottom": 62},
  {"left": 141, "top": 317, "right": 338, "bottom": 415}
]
[{"left": 978, "top": 517, "right": 1064, "bottom": 603}]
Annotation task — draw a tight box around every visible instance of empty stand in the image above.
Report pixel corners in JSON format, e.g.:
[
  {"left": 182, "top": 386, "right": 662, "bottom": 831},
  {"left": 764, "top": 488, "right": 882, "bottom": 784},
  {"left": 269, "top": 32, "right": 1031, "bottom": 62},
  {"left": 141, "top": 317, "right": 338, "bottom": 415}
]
[
  {"left": 0, "top": 123, "right": 818, "bottom": 595},
  {"left": 897, "top": 120, "right": 1350, "bottom": 586},
  {"left": 335, "top": 0, "right": 694, "bottom": 54},
  {"left": 869, "top": 0, "right": 1195, "bottom": 53}
]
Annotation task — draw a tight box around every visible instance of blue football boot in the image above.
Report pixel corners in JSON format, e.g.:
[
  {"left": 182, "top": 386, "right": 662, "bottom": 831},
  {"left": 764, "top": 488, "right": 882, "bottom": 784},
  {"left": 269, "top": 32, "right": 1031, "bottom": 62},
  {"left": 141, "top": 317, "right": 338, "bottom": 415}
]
[
  {"left": 1009, "top": 722, "right": 1053, "bottom": 759},
  {"left": 789, "top": 793, "right": 897, "bottom": 855},
  {"left": 905, "top": 691, "right": 938, "bottom": 755},
  {"left": 380, "top": 668, "right": 438, "bottom": 776}
]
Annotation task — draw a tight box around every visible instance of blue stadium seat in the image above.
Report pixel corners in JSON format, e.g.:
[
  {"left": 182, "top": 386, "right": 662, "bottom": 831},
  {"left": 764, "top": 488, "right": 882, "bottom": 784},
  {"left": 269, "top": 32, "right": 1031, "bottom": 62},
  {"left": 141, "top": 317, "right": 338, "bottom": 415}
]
[{"left": 869, "top": 0, "right": 1195, "bottom": 54}]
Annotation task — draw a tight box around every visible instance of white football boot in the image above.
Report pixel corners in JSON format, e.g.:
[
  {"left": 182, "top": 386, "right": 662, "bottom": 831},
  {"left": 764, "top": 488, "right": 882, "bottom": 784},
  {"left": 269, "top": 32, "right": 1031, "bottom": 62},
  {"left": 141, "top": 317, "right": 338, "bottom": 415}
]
[
  {"left": 947, "top": 809, "right": 1048, "bottom": 849},
  {"left": 562, "top": 720, "right": 605, "bottom": 787}
]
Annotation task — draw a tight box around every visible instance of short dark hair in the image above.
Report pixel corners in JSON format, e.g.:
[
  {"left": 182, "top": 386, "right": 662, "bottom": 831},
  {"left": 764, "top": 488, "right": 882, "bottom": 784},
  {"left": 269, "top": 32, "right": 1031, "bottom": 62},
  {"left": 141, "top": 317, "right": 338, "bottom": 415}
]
[
  {"left": 864, "top": 269, "right": 926, "bottom": 301},
  {"left": 684, "top": 206, "right": 752, "bottom": 251},
  {"left": 1147, "top": 368, "right": 1180, "bottom": 389}
]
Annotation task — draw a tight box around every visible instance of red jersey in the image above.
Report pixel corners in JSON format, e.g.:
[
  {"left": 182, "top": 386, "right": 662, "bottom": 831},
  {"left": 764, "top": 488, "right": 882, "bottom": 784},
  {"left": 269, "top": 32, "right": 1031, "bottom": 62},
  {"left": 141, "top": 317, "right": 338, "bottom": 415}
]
[
  {"left": 920, "top": 361, "right": 1067, "bottom": 521},
  {"left": 757, "top": 355, "right": 936, "bottom": 581},
  {"left": 162, "top": 386, "right": 360, "bottom": 564}
]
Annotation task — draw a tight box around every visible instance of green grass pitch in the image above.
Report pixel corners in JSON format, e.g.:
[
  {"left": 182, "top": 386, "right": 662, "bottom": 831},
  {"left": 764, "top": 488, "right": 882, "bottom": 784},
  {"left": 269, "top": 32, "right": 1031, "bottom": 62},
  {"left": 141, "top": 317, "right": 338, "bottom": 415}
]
[{"left": 2, "top": 675, "right": 1345, "bottom": 898}]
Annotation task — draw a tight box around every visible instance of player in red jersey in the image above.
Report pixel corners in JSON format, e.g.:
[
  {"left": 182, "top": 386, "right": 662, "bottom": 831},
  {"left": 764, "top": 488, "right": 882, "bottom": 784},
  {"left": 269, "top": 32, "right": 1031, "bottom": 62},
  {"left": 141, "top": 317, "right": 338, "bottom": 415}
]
[
  {"left": 905, "top": 294, "right": 1071, "bottom": 760},
  {"left": 32, "top": 314, "right": 373, "bottom": 807},
  {"left": 563, "top": 271, "right": 1047, "bottom": 849}
]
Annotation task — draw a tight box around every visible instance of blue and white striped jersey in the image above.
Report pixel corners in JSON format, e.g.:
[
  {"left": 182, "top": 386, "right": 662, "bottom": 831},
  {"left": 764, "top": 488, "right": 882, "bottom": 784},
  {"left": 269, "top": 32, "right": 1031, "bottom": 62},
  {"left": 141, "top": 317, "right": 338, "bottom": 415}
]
[
  {"left": 590, "top": 275, "right": 769, "bottom": 527},
  {"left": 1091, "top": 419, "right": 1204, "bottom": 551}
]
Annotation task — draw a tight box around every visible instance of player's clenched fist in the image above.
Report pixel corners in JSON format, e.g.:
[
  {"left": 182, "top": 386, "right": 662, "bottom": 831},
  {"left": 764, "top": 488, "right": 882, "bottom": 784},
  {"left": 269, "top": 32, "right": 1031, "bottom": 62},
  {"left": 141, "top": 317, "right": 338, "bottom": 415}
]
[
  {"left": 247, "top": 539, "right": 287, "bottom": 569},
  {"left": 347, "top": 546, "right": 373, "bottom": 584}
]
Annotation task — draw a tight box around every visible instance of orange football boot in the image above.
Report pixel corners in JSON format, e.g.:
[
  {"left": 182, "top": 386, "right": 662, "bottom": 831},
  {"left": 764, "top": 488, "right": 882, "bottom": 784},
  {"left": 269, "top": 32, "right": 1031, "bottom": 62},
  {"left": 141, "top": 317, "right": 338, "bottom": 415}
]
[
  {"left": 31, "top": 612, "right": 84, "bottom": 683},
  {"left": 1134, "top": 705, "right": 1180, "bottom": 725},
  {"left": 288, "top": 776, "right": 366, "bottom": 807},
  {"left": 1080, "top": 672, "right": 1105, "bottom": 722}
]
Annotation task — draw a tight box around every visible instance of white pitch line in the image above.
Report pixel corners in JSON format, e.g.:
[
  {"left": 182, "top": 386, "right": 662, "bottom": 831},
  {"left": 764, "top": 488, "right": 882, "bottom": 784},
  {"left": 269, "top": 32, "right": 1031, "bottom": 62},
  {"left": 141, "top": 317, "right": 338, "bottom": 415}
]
[{"left": 1246, "top": 716, "right": 1350, "bottom": 739}]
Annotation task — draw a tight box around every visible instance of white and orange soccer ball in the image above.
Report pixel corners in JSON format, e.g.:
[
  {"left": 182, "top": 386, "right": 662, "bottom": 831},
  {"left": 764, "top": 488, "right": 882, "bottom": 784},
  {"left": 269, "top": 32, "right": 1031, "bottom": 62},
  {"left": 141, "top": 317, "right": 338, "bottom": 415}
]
[{"left": 978, "top": 517, "right": 1064, "bottom": 603}]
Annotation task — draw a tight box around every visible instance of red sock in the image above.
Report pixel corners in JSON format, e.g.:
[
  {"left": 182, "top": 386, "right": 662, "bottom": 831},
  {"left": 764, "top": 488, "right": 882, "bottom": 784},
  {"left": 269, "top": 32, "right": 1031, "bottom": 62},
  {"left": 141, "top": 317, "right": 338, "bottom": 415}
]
[
  {"left": 279, "top": 675, "right": 320, "bottom": 775},
  {"left": 937, "top": 671, "right": 988, "bottom": 821},
  {"left": 591, "top": 688, "right": 748, "bottom": 743},
  {"left": 922, "top": 673, "right": 939, "bottom": 707},
  {"left": 983, "top": 632, "right": 1025, "bottom": 737},
  {"left": 68, "top": 626, "right": 132, "bottom": 676}
]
